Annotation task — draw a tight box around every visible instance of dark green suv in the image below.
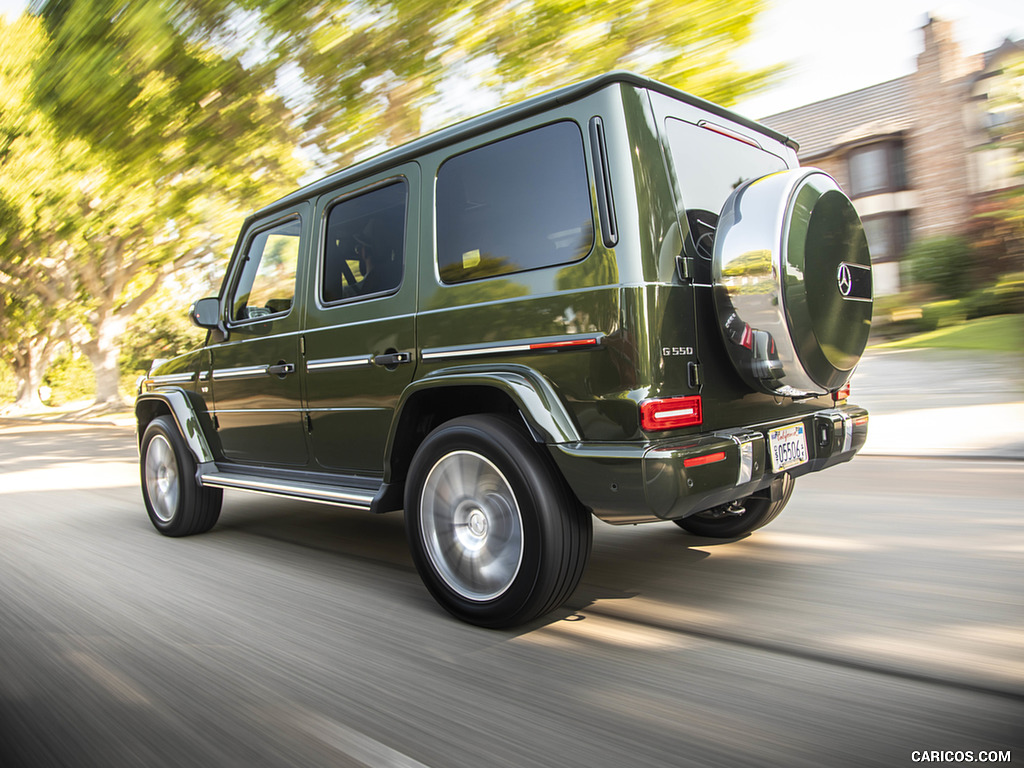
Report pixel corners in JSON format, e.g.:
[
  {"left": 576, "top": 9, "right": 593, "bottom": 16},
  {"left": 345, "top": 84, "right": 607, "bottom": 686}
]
[{"left": 136, "top": 72, "right": 871, "bottom": 627}]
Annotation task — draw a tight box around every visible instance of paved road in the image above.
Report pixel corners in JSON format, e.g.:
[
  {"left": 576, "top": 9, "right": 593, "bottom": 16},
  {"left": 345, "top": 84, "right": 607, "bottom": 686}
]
[
  {"left": 1, "top": 423, "right": 1021, "bottom": 767},
  {"left": 855, "top": 348, "right": 1024, "bottom": 459}
]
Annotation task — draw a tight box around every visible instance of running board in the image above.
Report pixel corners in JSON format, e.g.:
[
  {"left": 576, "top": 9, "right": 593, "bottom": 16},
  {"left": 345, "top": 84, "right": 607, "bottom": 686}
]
[{"left": 200, "top": 471, "right": 376, "bottom": 510}]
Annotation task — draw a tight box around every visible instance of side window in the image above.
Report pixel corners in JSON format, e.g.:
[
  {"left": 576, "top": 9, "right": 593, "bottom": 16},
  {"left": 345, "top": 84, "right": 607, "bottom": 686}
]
[
  {"left": 321, "top": 181, "right": 407, "bottom": 303},
  {"left": 231, "top": 217, "right": 301, "bottom": 322},
  {"left": 436, "top": 121, "right": 594, "bottom": 284}
]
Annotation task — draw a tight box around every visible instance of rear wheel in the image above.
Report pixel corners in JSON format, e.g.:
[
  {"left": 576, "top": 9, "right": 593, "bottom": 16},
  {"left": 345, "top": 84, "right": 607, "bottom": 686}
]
[
  {"left": 141, "top": 415, "right": 222, "bottom": 537},
  {"left": 405, "top": 415, "right": 591, "bottom": 628},
  {"left": 674, "top": 474, "right": 794, "bottom": 538}
]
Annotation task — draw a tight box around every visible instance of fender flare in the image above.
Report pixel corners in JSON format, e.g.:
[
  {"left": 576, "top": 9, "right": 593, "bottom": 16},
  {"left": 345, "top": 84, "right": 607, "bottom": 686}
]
[
  {"left": 136, "top": 389, "right": 216, "bottom": 465},
  {"left": 384, "top": 365, "right": 582, "bottom": 475}
]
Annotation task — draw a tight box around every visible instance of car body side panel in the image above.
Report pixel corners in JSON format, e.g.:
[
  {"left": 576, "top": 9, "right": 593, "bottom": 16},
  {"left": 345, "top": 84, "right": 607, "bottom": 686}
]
[{"left": 302, "top": 165, "right": 421, "bottom": 474}]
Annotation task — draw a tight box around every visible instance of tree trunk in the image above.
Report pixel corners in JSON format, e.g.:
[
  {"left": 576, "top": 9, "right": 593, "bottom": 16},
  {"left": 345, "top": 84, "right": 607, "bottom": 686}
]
[
  {"left": 82, "top": 314, "right": 129, "bottom": 407},
  {"left": 12, "top": 364, "right": 45, "bottom": 411},
  {"left": 9, "top": 331, "right": 57, "bottom": 411}
]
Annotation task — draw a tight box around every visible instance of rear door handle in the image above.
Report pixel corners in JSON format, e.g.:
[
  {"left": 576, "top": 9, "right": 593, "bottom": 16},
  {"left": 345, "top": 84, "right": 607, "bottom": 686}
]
[{"left": 373, "top": 352, "right": 412, "bottom": 368}]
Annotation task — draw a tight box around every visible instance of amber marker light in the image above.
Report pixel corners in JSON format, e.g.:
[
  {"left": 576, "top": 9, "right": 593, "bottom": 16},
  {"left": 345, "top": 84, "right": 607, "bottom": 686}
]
[{"left": 640, "top": 395, "right": 703, "bottom": 431}]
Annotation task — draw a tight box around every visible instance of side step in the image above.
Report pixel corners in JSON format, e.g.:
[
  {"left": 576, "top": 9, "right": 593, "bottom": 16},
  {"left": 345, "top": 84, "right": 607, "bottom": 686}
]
[{"left": 200, "top": 471, "right": 376, "bottom": 510}]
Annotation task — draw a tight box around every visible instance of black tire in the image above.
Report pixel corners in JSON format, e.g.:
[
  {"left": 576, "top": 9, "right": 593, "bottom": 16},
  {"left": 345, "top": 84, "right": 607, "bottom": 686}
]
[
  {"left": 140, "top": 415, "right": 222, "bottom": 537},
  {"left": 405, "top": 415, "right": 592, "bottom": 628},
  {"left": 674, "top": 474, "right": 794, "bottom": 538}
]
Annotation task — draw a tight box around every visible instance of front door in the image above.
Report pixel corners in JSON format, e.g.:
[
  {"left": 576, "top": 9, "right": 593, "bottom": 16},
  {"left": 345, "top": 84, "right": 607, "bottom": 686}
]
[{"left": 209, "top": 206, "right": 310, "bottom": 466}]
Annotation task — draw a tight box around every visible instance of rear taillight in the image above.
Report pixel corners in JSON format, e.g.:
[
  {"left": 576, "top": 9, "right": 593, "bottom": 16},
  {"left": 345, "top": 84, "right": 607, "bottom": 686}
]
[
  {"left": 640, "top": 396, "right": 703, "bottom": 431},
  {"left": 833, "top": 382, "right": 851, "bottom": 403}
]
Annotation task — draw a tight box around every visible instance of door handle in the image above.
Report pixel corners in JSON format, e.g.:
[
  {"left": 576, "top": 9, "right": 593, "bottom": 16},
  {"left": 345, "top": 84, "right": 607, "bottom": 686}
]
[
  {"left": 373, "top": 352, "right": 412, "bottom": 368},
  {"left": 267, "top": 362, "right": 296, "bottom": 376}
]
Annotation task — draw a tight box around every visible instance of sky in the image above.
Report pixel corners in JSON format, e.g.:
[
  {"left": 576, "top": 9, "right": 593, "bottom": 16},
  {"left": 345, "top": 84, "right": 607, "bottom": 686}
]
[
  {"left": 734, "top": 0, "right": 1022, "bottom": 118},
  {"left": 1, "top": 0, "right": 1020, "bottom": 121}
]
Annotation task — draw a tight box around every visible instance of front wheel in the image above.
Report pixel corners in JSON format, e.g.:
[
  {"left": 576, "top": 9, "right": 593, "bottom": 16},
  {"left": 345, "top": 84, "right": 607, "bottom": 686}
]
[
  {"left": 141, "top": 415, "right": 222, "bottom": 537},
  {"left": 674, "top": 474, "right": 794, "bottom": 538},
  {"left": 405, "top": 415, "right": 591, "bottom": 628}
]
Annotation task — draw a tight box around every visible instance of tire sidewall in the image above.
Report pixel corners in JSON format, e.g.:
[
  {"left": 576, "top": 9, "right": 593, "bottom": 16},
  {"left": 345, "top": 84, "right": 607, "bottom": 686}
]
[
  {"left": 405, "top": 415, "right": 569, "bottom": 627},
  {"left": 141, "top": 416, "right": 196, "bottom": 536}
]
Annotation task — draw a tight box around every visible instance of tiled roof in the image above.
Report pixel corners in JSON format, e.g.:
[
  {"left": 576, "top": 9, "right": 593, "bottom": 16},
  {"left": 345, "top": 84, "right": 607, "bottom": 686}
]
[{"left": 759, "top": 76, "right": 915, "bottom": 160}]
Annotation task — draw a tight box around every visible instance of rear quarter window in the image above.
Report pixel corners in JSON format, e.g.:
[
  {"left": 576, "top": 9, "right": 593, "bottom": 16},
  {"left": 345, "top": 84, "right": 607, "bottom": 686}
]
[
  {"left": 664, "top": 118, "right": 789, "bottom": 216},
  {"left": 435, "top": 121, "right": 594, "bottom": 284},
  {"left": 663, "top": 118, "right": 790, "bottom": 262}
]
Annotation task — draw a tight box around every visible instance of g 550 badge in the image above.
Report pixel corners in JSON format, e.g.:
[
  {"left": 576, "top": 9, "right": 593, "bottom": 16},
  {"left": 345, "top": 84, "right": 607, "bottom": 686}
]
[{"left": 662, "top": 346, "right": 694, "bottom": 357}]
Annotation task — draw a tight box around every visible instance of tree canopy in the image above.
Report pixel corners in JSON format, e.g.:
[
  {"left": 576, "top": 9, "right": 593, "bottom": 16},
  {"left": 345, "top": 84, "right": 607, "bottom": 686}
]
[{"left": 3, "top": 0, "right": 780, "bottom": 406}]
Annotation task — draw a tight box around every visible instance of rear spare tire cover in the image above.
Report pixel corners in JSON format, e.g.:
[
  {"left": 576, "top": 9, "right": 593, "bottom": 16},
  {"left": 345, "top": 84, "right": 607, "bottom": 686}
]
[{"left": 712, "top": 169, "right": 872, "bottom": 397}]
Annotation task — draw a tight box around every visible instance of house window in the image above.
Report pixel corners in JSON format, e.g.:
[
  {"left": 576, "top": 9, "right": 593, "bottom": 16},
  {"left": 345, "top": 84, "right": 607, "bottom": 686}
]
[
  {"left": 847, "top": 142, "right": 906, "bottom": 198},
  {"left": 862, "top": 212, "right": 910, "bottom": 264}
]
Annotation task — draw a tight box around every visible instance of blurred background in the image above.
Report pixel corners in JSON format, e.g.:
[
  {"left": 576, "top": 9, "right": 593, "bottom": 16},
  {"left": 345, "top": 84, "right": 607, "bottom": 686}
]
[
  {"left": 1, "top": 5, "right": 1021, "bottom": 766},
  {"left": 0, "top": 0, "right": 1021, "bottom": 411}
]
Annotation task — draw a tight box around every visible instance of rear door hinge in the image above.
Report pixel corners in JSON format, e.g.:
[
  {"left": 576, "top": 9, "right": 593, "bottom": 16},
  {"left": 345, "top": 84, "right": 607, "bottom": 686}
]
[
  {"left": 676, "top": 255, "right": 693, "bottom": 283},
  {"left": 688, "top": 361, "right": 703, "bottom": 390}
]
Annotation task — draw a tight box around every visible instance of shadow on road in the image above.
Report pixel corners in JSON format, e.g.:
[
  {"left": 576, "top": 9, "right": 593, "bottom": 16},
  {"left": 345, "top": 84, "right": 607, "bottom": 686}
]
[{"left": 0, "top": 423, "right": 136, "bottom": 474}]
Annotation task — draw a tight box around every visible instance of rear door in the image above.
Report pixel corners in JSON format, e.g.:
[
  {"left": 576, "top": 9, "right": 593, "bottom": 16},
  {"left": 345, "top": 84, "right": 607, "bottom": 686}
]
[
  {"left": 647, "top": 91, "right": 804, "bottom": 430},
  {"left": 302, "top": 167, "right": 419, "bottom": 474}
]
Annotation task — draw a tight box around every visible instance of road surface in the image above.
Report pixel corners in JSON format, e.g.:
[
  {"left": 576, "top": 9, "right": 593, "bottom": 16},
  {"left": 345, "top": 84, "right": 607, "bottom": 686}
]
[{"left": 0, "top": 422, "right": 1021, "bottom": 767}]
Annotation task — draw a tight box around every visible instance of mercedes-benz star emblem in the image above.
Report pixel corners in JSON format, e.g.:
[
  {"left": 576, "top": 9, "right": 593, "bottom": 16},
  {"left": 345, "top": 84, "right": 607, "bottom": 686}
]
[{"left": 837, "top": 263, "right": 854, "bottom": 297}]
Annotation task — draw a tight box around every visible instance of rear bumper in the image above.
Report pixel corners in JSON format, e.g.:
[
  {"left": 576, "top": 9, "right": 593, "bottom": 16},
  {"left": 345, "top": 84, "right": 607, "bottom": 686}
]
[{"left": 550, "top": 404, "right": 868, "bottom": 524}]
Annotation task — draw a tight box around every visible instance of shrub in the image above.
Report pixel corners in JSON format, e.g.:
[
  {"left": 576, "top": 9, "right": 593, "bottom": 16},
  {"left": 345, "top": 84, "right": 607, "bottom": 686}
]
[
  {"left": 0, "top": 362, "right": 15, "bottom": 405},
  {"left": 905, "top": 236, "right": 974, "bottom": 300},
  {"left": 920, "top": 299, "right": 966, "bottom": 331},
  {"left": 963, "top": 273, "right": 1024, "bottom": 319},
  {"left": 120, "top": 309, "right": 205, "bottom": 379},
  {"left": 43, "top": 352, "right": 95, "bottom": 406}
]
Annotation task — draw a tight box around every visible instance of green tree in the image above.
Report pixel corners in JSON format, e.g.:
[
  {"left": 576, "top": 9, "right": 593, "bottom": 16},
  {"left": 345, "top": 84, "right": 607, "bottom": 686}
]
[
  {"left": 208, "top": 0, "right": 779, "bottom": 168},
  {"left": 456, "top": 0, "right": 779, "bottom": 109},
  {"left": 0, "top": 291, "right": 62, "bottom": 409},
  {"left": 979, "top": 51, "right": 1024, "bottom": 271},
  {"left": 250, "top": 0, "right": 458, "bottom": 166},
  {"left": 10, "top": 4, "right": 305, "bottom": 405},
  {"left": 0, "top": 15, "right": 83, "bottom": 408}
]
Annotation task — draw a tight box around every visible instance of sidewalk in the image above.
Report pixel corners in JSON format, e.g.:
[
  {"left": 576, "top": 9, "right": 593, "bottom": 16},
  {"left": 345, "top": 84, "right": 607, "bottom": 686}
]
[
  {"left": 3, "top": 348, "right": 1023, "bottom": 459},
  {"left": 853, "top": 347, "right": 1024, "bottom": 460},
  {"left": 0, "top": 401, "right": 135, "bottom": 429}
]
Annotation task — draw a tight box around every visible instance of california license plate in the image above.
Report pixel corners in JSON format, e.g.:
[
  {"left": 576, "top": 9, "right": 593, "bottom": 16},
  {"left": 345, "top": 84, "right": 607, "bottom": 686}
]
[{"left": 768, "top": 423, "right": 809, "bottom": 472}]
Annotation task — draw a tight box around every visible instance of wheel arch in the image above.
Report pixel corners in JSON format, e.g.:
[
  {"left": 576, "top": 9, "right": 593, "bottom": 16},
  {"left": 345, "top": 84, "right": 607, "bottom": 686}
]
[
  {"left": 384, "top": 367, "right": 582, "bottom": 485},
  {"left": 135, "top": 389, "right": 215, "bottom": 465}
]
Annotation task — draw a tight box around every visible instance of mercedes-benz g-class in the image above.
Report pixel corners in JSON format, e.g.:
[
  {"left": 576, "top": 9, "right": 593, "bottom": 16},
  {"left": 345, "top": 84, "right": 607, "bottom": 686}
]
[{"left": 136, "top": 72, "right": 872, "bottom": 627}]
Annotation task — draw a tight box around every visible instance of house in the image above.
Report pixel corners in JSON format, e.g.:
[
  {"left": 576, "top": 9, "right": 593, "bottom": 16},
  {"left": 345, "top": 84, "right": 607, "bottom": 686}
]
[{"left": 760, "top": 16, "right": 1022, "bottom": 295}]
